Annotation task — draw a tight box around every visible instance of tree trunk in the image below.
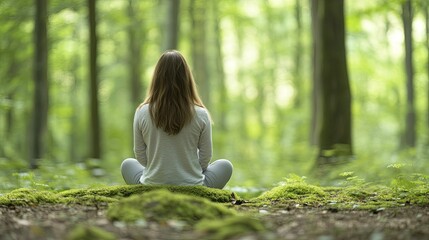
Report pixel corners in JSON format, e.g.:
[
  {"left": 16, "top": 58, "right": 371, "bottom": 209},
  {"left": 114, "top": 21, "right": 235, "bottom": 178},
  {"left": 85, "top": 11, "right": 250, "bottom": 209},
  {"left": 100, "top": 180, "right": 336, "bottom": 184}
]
[
  {"left": 402, "top": 0, "right": 415, "bottom": 148},
  {"left": 316, "top": 0, "right": 352, "bottom": 162},
  {"left": 70, "top": 56, "right": 79, "bottom": 162},
  {"left": 31, "top": 0, "right": 49, "bottom": 169},
  {"left": 232, "top": 12, "right": 248, "bottom": 141},
  {"left": 189, "top": 0, "right": 210, "bottom": 109},
  {"left": 164, "top": 0, "right": 180, "bottom": 50},
  {"left": 69, "top": 24, "right": 81, "bottom": 163},
  {"left": 293, "top": 0, "right": 303, "bottom": 108},
  {"left": 310, "top": 0, "right": 321, "bottom": 146},
  {"left": 2, "top": 53, "right": 19, "bottom": 157},
  {"left": 128, "top": 0, "right": 143, "bottom": 107},
  {"left": 424, "top": 1, "right": 429, "bottom": 143},
  {"left": 213, "top": 0, "right": 227, "bottom": 132},
  {"left": 88, "top": 0, "right": 101, "bottom": 159}
]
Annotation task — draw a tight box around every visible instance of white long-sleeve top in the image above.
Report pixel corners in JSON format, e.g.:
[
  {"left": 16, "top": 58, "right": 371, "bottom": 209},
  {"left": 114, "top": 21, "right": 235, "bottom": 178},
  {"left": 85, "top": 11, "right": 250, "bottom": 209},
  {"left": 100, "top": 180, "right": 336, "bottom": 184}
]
[{"left": 133, "top": 104, "right": 212, "bottom": 185}]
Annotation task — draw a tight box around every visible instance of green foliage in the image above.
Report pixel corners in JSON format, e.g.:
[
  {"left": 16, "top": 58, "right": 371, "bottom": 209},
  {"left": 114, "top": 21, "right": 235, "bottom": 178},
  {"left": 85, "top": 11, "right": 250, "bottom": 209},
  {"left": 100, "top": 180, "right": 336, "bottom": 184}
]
[
  {"left": 106, "top": 189, "right": 236, "bottom": 224},
  {"left": 251, "top": 172, "right": 429, "bottom": 209},
  {"left": 1, "top": 0, "right": 429, "bottom": 192},
  {"left": 1, "top": 160, "right": 102, "bottom": 193},
  {"left": 257, "top": 174, "right": 326, "bottom": 203},
  {"left": 67, "top": 224, "right": 116, "bottom": 240},
  {"left": 390, "top": 171, "right": 429, "bottom": 205}
]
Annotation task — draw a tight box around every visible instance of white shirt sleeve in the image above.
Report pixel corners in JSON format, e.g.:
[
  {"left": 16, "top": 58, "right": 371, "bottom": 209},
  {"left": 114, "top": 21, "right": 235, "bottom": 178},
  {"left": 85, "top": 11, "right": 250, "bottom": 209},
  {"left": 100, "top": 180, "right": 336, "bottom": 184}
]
[
  {"left": 133, "top": 109, "right": 147, "bottom": 166},
  {"left": 198, "top": 109, "right": 212, "bottom": 171}
]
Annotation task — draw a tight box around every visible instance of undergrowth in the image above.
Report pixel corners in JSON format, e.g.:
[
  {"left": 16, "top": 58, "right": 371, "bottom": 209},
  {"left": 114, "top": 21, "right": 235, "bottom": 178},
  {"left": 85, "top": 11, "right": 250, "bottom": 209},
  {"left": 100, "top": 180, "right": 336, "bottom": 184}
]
[
  {"left": 0, "top": 171, "right": 427, "bottom": 209},
  {"left": 254, "top": 173, "right": 429, "bottom": 209},
  {"left": 0, "top": 170, "right": 427, "bottom": 240}
]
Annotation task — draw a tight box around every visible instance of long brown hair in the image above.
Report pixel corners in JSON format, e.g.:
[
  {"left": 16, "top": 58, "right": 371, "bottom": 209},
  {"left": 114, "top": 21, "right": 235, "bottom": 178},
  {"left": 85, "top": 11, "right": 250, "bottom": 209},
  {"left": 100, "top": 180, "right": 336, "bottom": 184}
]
[{"left": 142, "top": 50, "right": 205, "bottom": 135}]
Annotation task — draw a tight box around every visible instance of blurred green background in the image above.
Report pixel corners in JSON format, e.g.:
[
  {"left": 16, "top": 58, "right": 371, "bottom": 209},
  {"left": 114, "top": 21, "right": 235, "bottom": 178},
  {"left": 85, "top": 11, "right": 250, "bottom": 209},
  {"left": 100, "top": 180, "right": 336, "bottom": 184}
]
[{"left": 1, "top": 0, "right": 429, "bottom": 193}]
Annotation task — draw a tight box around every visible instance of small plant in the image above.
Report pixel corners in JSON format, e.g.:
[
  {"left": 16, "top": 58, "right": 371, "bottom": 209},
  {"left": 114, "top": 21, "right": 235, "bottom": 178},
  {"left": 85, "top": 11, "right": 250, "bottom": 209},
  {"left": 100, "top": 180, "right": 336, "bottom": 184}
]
[
  {"left": 257, "top": 174, "right": 326, "bottom": 203},
  {"left": 338, "top": 171, "right": 367, "bottom": 187},
  {"left": 12, "top": 172, "right": 50, "bottom": 190}
]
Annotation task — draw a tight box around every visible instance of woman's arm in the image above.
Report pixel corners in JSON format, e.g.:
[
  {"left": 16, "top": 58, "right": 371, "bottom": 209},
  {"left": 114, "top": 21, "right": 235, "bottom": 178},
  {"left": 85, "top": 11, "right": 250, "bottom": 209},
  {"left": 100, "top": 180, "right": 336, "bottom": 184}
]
[
  {"left": 198, "top": 110, "right": 213, "bottom": 171},
  {"left": 133, "top": 109, "right": 147, "bottom": 166}
]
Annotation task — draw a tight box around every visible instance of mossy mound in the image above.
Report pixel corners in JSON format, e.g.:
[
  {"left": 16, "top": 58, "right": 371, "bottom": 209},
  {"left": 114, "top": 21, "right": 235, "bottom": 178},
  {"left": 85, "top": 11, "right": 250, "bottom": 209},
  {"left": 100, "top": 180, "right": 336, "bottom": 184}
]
[
  {"left": 67, "top": 224, "right": 116, "bottom": 240},
  {"left": 0, "top": 188, "right": 60, "bottom": 206},
  {"left": 0, "top": 185, "right": 237, "bottom": 206},
  {"left": 107, "top": 189, "right": 236, "bottom": 224},
  {"left": 58, "top": 184, "right": 235, "bottom": 203},
  {"left": 196, "top": 215, "right": 267, "bottom": 240},
  {"left": 257, "top": 182, "right": 326, "bottom": 202}
]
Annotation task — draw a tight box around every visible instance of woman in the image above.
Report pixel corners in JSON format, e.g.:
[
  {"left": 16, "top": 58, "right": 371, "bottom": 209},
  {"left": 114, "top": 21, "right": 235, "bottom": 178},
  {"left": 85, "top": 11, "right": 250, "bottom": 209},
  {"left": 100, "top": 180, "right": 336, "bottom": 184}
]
[{"left": 121, "top": 50, "right": 233, "bottom": 189}]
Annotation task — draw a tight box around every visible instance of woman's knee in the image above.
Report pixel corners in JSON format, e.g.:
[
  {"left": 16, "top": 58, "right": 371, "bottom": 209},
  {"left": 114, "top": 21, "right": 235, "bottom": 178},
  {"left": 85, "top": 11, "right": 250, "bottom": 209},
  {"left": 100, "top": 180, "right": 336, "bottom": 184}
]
[
  {"left": 120, "top": 158, "right": 139, "bottom": 175},
  {"left": 214, "top": 159, "right": 233, "bottom": 175},
  {"left": 120, "top": 158, "right": 144, "bottom": 185}
]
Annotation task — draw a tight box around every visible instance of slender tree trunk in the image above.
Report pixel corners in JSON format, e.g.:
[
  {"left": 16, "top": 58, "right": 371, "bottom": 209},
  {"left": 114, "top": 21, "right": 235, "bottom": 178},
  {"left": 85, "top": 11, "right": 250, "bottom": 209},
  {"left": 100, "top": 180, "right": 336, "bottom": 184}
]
[
  {"left": 164, "top": 0, "right": 180, "bottom": 50},
  {"left": 1, "top": 93, "right": 13, "bottom": 158},
  {"left": 69, "top": 24, "right": 81, "bottom": 162},
  {"left": 310, "top": 0, "right": 321, "bottom": 146},
  {"left": 233, "top": 14, "right": 247, "bottom": 141},
  {"left": 2, "top": 54, "right": 18, "bottom": 157},
  {"left": 189, "top": 0, "right": 210, "bottom": 109},
  {"left": 402, "top": 0, "right": 415, "bottom": 148},
  {"left": 425, "top": 2, "right": 429, "bottom": 143},
  {"left": 70, "top": 56, "right": 79, "bottom": 162},
  {"left": 213, "top": 0, "right": 227, "bottom": 132},
  {"left": 317, "top": 0, "right": 352, "bottom": 162},
  {"left": 128, "top": 0, "right": 142, "bottom": 106},
  {"left": 31, "top": 0, "right": 49, "bottom": 169},
  {"left": 293, "top": 0, "right": 303, "bottom": 108},
  {"left": 88, "top": 0, "right": 101, "bottom": 159}
]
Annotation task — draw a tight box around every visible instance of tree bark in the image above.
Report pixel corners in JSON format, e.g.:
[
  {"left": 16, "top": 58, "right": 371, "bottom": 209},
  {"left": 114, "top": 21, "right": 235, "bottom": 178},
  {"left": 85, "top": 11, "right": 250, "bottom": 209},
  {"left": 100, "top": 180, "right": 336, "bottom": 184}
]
[
  {"left": 213, "top": 0, "right": 227, "bottom": 132},
  {"left": 232, "top": 11, "right": 248, "bottom": 140},
  {"left": 310, "top": 0, "right": 321, "bottom": 146},
  {"left": 401, "top": 0, "right": 415, "bottom": 148},
  {"left": 88, "top": 0, "right": 101, "bottom": 159},
  {"left": 293, "top": 0, "right": 303, "bottom": 108},
  {"left": 317, "top": 0, "right": 352, "bottom": 162},
  {"left": 31, "top": 0, "right": 49, "bottom": 169},
  {"left": 164, "top": 0, "right": 180, "bottom": 50},
  {"left": 128, "top": 0, "right": 143, "bottom": 107},
  {"left": 424, "top": 1, "right": 429, "bottom": 143},
  {"left": 189, "top": 0, "right": 210, "bottom": 109}
]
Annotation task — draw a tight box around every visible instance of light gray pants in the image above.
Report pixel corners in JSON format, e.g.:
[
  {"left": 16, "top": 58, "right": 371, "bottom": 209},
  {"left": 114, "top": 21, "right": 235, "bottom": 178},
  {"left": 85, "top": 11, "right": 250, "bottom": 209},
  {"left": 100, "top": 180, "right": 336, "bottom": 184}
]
[{"left": 120, "top": 158, "right": 233, "bottom": 189}]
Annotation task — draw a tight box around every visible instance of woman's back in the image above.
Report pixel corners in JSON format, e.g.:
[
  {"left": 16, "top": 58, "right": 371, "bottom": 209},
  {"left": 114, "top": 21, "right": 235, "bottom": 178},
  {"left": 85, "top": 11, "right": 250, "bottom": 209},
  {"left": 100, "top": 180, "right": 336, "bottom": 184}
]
[{"left": 134, "top": 104, "right": 212, "bottom": 185}]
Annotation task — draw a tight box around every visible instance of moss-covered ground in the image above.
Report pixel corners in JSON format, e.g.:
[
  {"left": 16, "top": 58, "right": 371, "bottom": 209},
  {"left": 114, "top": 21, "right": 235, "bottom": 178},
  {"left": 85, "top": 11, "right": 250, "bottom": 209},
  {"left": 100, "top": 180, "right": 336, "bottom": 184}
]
[{"left": 0, "top": 178, "right": 428, "bottom": 239}]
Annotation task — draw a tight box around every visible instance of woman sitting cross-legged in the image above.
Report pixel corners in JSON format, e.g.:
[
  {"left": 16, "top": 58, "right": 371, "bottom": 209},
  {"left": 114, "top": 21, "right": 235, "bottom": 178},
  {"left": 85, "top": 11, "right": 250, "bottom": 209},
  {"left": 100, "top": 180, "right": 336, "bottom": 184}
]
[{"left": 121, "top": 50, "right": 233, "bottom": 189}]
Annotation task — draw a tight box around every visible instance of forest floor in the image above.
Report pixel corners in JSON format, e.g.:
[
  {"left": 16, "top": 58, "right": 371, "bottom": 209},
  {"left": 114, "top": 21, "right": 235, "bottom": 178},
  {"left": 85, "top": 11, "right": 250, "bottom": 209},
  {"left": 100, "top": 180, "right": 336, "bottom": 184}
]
[
  {"left": 1, "top": 201, "right": 428, "bottom": 239},
  {"left": 0, "top": 181, "right": 428, "bottom": 240}
]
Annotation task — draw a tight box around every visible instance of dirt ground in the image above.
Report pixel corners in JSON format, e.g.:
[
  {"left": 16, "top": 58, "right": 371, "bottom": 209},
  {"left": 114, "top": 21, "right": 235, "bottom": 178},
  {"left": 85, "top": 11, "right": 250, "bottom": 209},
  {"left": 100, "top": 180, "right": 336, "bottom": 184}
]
[{"left": 0, "top": 203, "right": 428, "bottom": 240}]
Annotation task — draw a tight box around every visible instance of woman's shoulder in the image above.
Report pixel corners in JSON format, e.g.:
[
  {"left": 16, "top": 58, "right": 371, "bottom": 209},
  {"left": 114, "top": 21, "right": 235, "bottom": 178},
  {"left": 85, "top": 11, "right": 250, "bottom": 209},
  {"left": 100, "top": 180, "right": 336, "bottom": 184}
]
[
  {"left": 135, "top": 103, "right": 150, "bottom": 117},
  {"left": 194, "top": 105, "right": 208, "bottom": 115},
  {"left": 136, "top": 103, "right": 149, "bottom": 111},
  {"left": 194, "top": 106, "right": 210, "bottom": 123}
]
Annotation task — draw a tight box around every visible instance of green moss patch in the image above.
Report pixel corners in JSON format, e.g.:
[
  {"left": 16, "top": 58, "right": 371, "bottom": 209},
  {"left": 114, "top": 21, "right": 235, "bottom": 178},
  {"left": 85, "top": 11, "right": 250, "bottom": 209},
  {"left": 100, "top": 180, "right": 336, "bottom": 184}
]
[
  {"left": 67, "top": 224, "right": 116, "bottom": 240},
  {"left": 196, "top": 215, "right": 267, "bottom": 240},
  {"left": 257, "top": 182, "right": 326, "bottom": 203},
  {"left": 0, "top": 188, "right": 60, "bottom": 206},
  {"left": 0, "top": 185, "right": 236, "bottom": 206},
  {"left": 255, "top": 180, "right": 429, "bottom": 210},
  {"left": 58, "top": 185, "right": 235, "bottom": 203},
  {"left": 106, "top": 189, "right": 236, "bottom": 224}
]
